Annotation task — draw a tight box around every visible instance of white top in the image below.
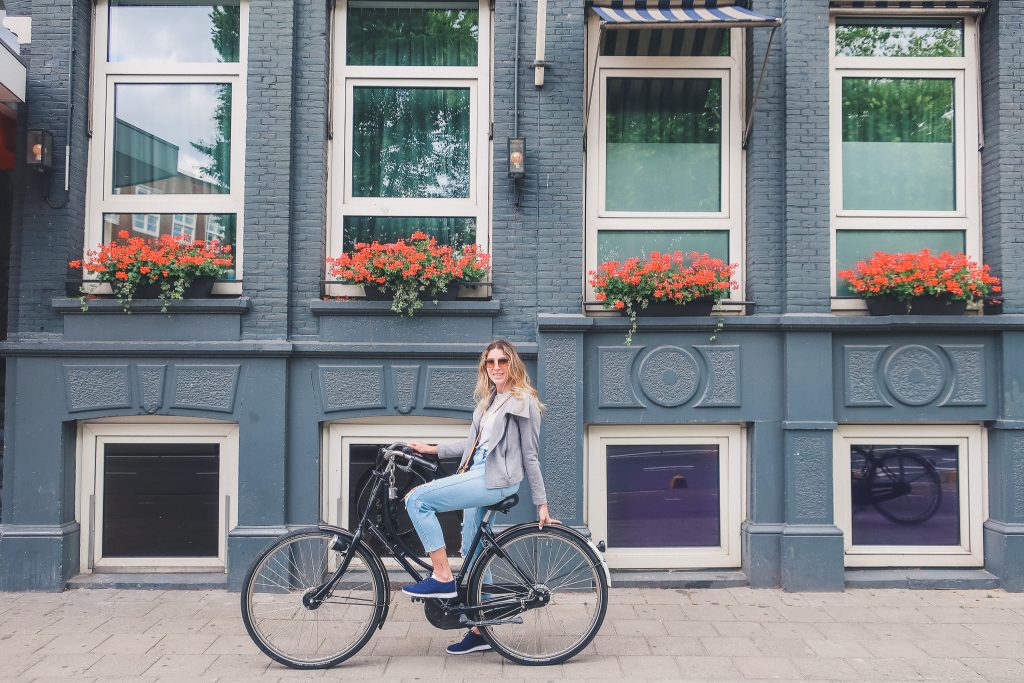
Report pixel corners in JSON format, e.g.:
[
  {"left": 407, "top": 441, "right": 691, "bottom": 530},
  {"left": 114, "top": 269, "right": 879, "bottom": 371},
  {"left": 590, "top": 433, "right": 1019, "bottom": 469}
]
[{"left": 476, "top": 390, "right": 514, "bottom": 454}]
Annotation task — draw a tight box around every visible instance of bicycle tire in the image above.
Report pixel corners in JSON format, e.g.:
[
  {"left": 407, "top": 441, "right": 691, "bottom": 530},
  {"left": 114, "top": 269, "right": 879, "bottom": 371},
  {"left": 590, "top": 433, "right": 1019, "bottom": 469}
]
[
  {"left": 869, "top": 452, "right": 943, "bottom": 525},
  {"left": 241, "top": 527, "right": 386, "bottom": 669},
  {"left": 467, "top": 524, "right": 608, "bottom": 665}
]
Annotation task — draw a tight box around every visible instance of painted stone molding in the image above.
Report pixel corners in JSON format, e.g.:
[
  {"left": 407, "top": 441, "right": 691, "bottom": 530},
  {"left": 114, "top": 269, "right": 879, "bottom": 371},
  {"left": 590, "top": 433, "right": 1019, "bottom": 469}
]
[
  {"left": 843, "top": 346, "right": 891, "bottom": 407},
  {"left": 597, "top": 346, "right": 643, "bottom": 408},
  {"left": 695, "top": 346, "right": 741, "bottom": 407},
  {"left": 596, "top": 344, "right": 740, "bottom": 410},
  {"left": 137, "top": 365, "right": 167, "bottom": 414},
  {"left": 63, "top": 365, "right": 132, "bottom": 413},
  {"left": 173, "top": 365, "right": 240, "bottom": 413},
  {"left": 423, "top": 367, "right": 477, "bottom": 412},
  {"left": 391, "top": 366, "right": 420, "bottom": 414},
  {"left": 790, "top": 434, "right": 831, "bottom": 523},
  {"left": 1014, "top": 436, "right": 1024, "bottom": 520},
  {"left": 639, "top": 345, "right": 700, "bottom": 408},
  {"left": 319, "top": 365, "right": 386, "bottom": 412},
  {"left": 541, "top": 336, "right": 580, "bottom": 519},
  {"left": 843, "top": 343, "right": 987, "bottom": 408}
]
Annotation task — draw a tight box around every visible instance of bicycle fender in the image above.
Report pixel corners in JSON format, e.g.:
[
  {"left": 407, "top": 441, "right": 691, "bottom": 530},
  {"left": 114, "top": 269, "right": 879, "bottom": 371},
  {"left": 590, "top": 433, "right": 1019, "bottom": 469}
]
[
  {"left": 494, "top": 522, "right": 612, "bottom": 588},
  {"left": 319, "top": 524, "right": 391, "bottom": 630}
]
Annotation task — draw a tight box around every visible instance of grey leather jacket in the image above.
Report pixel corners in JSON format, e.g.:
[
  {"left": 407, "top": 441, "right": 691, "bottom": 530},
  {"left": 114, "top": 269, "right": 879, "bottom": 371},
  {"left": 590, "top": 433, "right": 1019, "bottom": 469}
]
[{"left": 437, "top": 392, "right": 547, "bottom": 505}]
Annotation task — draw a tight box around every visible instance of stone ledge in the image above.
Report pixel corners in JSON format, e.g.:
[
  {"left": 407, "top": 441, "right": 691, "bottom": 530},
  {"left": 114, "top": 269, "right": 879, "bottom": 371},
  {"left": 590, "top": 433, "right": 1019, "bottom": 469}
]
[
  {"left": 66, "top": 573, "right": 228, "bottom": 591},
  {"left": 610, "top": 570, "right": 749, "bottom": 589},
  {"left": 311, "top": 299, "right": 501, "bottom": 317},
  {"left": 53, "top": 296, "right": 251, "bottom": 313},
  {"left": 845, "top": 568, "right": 1000, "bottom": 590}
]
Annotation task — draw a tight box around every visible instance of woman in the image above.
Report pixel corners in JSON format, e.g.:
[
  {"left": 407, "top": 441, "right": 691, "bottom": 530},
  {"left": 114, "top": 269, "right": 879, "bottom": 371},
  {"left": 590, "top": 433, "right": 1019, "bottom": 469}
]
[{"left": 404, "top": 339, "right": 559, "bottom": 655}]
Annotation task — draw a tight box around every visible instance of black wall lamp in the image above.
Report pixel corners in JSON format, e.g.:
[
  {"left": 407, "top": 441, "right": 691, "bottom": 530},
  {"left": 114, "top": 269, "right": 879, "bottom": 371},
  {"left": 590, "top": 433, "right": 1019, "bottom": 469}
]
[
  {"left": 26, "top": 128, "right": 53, "bottom": 172},
  {"left": 507, "top": 137, "right": 525, "bottom": 179}
]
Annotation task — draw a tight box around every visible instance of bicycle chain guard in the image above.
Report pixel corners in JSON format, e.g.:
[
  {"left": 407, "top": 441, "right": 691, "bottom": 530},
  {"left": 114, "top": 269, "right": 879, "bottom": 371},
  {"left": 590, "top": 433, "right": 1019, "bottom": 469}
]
[{"left": 422, "top": 591, "right": 469, "bottom": 630}]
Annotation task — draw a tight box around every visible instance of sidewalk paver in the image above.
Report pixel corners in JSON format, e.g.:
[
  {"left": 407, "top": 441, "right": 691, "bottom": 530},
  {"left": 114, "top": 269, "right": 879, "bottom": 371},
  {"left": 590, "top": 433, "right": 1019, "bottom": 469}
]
[{"left": 0, "top": 586, "right": 1023, "bottom": 680}]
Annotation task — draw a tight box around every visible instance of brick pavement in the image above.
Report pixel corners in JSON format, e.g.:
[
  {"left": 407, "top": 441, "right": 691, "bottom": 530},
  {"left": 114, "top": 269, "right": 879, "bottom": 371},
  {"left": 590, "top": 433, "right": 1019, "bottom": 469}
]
[{"left": 2, "top": 587, "right": 1024, "bottom": 681}]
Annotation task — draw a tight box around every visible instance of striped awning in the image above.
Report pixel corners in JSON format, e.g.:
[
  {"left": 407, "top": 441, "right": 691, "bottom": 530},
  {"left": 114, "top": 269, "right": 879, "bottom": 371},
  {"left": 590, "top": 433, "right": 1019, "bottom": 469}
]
[
  {"left": 590, "top": 1, "right": 781, "bottom": 28},
  {"left": 829, "top": 1, "right": 988, "bottom": 10}
]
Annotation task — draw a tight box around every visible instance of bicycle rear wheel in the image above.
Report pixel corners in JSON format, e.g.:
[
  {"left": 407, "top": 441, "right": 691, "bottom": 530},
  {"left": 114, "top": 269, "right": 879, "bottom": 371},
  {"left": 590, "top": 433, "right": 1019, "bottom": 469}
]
[
  {"left": 870, "top": 452, "right": 943, "bottom": 525},
  {"left": 241, "top": 528, "right": 385, "bottom": 669},
  {"left": 467, "top": 525, "right": 608, "bottom": 665}
]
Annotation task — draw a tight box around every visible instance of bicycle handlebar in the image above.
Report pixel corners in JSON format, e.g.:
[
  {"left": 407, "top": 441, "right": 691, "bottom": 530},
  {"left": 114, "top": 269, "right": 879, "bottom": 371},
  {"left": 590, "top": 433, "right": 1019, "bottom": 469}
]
[{"left": 382, "top": 442, "right": 438, "bottom": 473}]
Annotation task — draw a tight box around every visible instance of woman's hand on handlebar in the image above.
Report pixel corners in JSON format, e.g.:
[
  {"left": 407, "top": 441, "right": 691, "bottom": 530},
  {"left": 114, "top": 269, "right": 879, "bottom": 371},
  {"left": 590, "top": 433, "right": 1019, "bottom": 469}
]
[{"left": 407, "top": 441, "right": 438, "bottom": 455}]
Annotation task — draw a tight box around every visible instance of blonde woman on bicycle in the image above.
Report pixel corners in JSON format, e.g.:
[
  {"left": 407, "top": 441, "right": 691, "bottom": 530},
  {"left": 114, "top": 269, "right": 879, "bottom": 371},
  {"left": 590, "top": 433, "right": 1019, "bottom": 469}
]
[{"left": 405, "top": 339, "right": 559, "bottom": 655}]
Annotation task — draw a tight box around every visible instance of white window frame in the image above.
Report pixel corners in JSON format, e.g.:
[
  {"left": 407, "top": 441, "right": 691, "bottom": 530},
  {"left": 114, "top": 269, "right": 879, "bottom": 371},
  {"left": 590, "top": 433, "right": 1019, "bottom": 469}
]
[
  {"left": 322, "top": 421, "right": 469, "bottom": 565},
  {"left": 86, "top": 1, "right": 249, "bottom": 293},
  {"left": 833, "top": 424, "right": 987, "bottom": 567},
  {"left": 829, "top": 15, "right": 981, "bottom": 307},
  {"left": 586, "top": 424, "right": 745, "bottom": 569},
  {"left": 328, "top": 0, "right": 492, "bottom": 296},
  {"left": 584, "top": 20, "right": 746, "bottom": 303},
  {"left": 75, "top": 418, "right": 240, "bottom": 573}
]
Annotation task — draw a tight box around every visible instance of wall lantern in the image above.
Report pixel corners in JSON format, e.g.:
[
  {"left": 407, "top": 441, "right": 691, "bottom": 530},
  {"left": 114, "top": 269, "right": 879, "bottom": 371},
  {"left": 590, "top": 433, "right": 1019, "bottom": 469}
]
[
  {"left": 508, "top": 137, "right": 526, "bottom": 179},
  {"left": 26, "top": 128, "right": 53, "bottom": 172}
]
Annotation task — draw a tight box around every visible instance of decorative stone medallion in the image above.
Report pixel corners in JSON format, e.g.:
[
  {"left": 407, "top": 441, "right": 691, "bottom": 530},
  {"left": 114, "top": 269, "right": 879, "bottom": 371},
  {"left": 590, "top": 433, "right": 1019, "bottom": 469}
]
[
  {"left": 638, "top": 346, "right": 700, "bottom": 407},
  {"left": 883, "top": 345, "right": 946, "bottom": 407}
]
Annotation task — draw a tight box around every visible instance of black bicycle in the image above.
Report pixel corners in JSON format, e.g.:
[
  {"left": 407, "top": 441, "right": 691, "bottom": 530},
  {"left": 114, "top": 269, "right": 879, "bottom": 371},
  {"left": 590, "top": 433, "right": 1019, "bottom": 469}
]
[
  {"left": 851, "top": 445, "right": 943, "bottom": 525},
  {"left": 241, "top": 442, "right": 609, "bottom": 669}
]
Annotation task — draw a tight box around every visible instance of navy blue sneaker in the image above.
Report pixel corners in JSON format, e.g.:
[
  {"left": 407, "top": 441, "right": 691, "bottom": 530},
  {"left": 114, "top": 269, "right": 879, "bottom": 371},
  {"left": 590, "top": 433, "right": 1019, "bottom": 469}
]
[
  {"left": 401, "top": 576, "right": 458, "bottom": 599},
  {"left": 446, "top": 629, "right": 491, "bottom": 655}
]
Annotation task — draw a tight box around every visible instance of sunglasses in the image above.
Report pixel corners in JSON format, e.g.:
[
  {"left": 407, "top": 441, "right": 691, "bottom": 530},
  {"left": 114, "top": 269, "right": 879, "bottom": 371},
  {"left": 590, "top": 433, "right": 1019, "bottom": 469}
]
[{"left": 484, "top": 357, "right": 511, "bottom": 369}]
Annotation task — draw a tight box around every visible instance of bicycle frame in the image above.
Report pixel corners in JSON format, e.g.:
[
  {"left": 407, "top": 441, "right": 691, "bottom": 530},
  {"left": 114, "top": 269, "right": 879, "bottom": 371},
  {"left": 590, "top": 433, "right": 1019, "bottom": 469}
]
[{"left": 306, "top": 455, "right": 536, "bottom": 620}]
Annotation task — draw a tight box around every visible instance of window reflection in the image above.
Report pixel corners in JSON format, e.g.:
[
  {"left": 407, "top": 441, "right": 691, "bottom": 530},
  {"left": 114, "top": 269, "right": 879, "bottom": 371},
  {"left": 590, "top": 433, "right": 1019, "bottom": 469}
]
[
  {"left": 112, "top": 83, "right": 232, "bottom": 194},
  {"left": 108, "top": 1, "right": 241, "bottom": 63},
  {"left": 102, "top": 213, "right": 238, "bottom": 279}
]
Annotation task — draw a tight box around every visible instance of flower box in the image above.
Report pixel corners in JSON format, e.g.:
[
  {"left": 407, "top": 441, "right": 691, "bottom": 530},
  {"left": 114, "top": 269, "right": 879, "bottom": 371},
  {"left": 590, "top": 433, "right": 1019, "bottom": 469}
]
[
  {"left": 864, "top": 295, "right": 968, "bottom": 316},
  {"left": 839, "top": 250, "right": 999, "bottom": 317},
  {"left": 589, "top": 251, "right": 737, "bottom": 344},
  {"left": 329, "top": 232, "right": 491, "bottom": 316}
]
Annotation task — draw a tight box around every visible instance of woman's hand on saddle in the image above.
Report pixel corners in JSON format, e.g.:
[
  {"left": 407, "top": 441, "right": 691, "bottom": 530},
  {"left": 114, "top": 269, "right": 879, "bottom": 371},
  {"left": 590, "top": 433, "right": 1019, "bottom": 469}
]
[
  {"left": 537, "top": 504, "right": 560, "bottom": 529},
  {"left": 407, "top": 441, "right": 438, "bottom": 455}
]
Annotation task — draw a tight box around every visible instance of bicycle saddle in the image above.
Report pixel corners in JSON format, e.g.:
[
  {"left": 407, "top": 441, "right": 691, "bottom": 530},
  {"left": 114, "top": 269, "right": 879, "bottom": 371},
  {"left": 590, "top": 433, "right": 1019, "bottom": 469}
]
[{"left": 485, "top": 494, "right": 519, "bottom": 513}]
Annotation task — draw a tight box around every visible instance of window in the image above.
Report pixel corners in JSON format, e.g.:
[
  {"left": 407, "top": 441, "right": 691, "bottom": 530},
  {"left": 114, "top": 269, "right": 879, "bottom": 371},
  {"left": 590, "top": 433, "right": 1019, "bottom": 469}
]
[
  {"left": 833, "top": 425, "right": 986, "bottom": 567},
  {"left": 829, "top": 15, "right": 980, "bottom": 302},
  {"left": 585, "top": 23, "right": 743, "bottom": 297},
  {"left": 330, "top": 0, "right": 490, "bottom": 278},
  {"left": 587, "top": 425, "right": 744, "bottom": 569},
  {"left": 87, "top": 1, "right": 247, "bottom": 285},
  {"left": 322, "top": 423, "right": 469, "bottom": 560},
  {"left": 76, "top": 420, "right": 240, "bottom": 572}
]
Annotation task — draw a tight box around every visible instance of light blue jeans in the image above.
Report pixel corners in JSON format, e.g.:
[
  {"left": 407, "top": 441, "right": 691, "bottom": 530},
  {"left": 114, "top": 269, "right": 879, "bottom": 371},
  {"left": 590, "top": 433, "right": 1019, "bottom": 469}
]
[{"left": 405, "top": 448, "right": 520, "bottom": 559}]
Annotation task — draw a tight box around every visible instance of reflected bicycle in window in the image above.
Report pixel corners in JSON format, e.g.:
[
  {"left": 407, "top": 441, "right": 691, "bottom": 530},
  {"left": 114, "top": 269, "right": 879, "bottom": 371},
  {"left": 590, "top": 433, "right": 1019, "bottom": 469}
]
[{"left": 850, "top": 445, "right": 943, "bottom": 525}]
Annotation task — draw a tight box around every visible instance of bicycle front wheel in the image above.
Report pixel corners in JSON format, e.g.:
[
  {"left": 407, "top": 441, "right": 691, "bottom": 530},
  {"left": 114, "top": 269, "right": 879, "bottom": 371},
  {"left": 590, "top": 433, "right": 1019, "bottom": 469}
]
[
  {"left": 870, "top": 453, "right": 942, "bottom": 525},
  {"left": 468, "top": 525, "right": 608, "bottom": 665},
  {"left": 241, "top": 527, "right": 385, "bottom": 669}
]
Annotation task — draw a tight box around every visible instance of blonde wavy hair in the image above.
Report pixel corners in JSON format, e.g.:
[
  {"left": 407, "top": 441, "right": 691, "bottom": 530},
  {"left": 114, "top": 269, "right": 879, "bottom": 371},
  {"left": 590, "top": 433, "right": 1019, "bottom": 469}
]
[{"left": 473, "top": 339, "right": 545, "bottom": 411}]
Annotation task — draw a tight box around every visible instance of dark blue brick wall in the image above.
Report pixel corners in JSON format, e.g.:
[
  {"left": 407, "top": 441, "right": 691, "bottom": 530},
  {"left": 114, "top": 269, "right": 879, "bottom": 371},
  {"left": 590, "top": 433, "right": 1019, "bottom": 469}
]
[{"left": 981, "top": 0, "right": 1024, "bottom": 314}]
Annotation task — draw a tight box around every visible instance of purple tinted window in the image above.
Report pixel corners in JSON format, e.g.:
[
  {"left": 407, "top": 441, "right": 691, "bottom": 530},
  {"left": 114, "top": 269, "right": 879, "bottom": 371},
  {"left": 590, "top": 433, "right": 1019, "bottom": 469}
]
[
  {"left": 850, "top": 444, "right": 959, "bottom": 546},
  {"left": 607, "top": 444, "right": 720, "bottom": 548}
]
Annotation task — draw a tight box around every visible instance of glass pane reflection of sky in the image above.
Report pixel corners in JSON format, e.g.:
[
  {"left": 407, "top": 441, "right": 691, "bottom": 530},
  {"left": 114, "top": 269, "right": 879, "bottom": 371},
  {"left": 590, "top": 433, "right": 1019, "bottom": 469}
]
[{"left": 108, "top": 3, "right": 240, "bottom": 63}]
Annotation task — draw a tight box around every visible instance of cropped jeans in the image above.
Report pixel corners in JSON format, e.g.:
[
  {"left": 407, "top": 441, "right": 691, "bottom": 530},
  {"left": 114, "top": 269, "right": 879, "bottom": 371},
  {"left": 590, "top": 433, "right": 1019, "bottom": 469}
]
[{"left": 405, "top": 448, "right": 520, "bottom": 560}]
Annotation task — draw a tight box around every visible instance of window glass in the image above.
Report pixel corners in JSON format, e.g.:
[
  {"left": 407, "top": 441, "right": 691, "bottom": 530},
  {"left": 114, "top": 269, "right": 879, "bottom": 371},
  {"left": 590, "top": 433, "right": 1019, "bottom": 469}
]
[
  {"left": 347, "top": 2, "right": 478, "bottom": 66},
  {"left": 606, "top": 444, "right": 720, "bottom": 548},
  {"left": 342, "top": 216, "right": 475, "bottom": 252},
  {"left": 103, "top": 442, "right": 220, "bottom": 558},
  {"left": 836, "top": 229, "right": 964, "bottom": 295},
  {"left": 849, "top": 444, "right": 960, "bottom": 546},
  {"left": 605, "top": 77, "right": 721, "bottom": 212},
  {"left": 842, "top": 77, "right": 955, "bottom": 211},
  {"left": 112, "top": 83, "right": 232, "bottom": 195},
  {"left": 108, "top": 1, "right": 241, "bottom": 63},
  {"left": 597, "top": 230, "right": 728, "bottom": 263},
  {"left": 351, "top": 86, "right": 470, "bottom": 199},
  {"left": 103, "top": 213, "right": 238, "bottom": 278},
  {"left": 601, "top": 27, "right": 729, "bottom": 57},
  {"left": 835, "top": 17, "right": 963, "bottom": 58}
]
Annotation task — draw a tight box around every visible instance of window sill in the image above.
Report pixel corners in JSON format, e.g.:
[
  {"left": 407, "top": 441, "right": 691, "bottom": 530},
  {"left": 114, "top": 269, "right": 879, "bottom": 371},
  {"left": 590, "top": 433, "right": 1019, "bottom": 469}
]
[
  {"left": 53, "top": 297, "right": 250, "bottom": 342},
  {"left": 311, "top": 298, "right": 501, "bottom": 317},
  {"left": 54, "top": 297, "right": 251, "bottom": 314},
  {"left": 830, "top": 297, "right": 984, "bottom": 316},
  {"left": 582, "top": 301, "right": 752, "bottom": 316}
]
